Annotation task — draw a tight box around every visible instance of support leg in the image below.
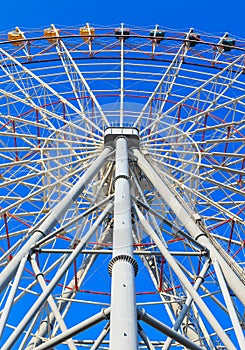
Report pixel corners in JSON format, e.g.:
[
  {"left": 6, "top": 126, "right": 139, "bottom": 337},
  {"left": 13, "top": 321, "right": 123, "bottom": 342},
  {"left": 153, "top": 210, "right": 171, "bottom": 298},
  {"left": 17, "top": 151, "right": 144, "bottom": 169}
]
[
  {"left": 90, "top": 321, "right": 110, "bottom": 350},
  {"left": 213, "top": 260, "right": 245, "bottom": 349},
  {"left": 1, "top": 202, "right": 113, "bottom": 350},
  {"left": 138, "top": 309, "right": 203, "bottom": 350},
  {"left": 30, "top": 308, "right": 110, "bottom": 350},
  {"left": 0, "top": 255, "right": 27, "bottom": 338},
  {"left": 133, "top": 148, "right": 245, "bottom": 307},
  {"left": 162, "top": 259, "right": 211, "bottom": 350},
  {"left": 0, "top": 146, "right": 112, "bottom": 294},
  {"left": 29, "top": 257, "right": 77, "bottom": 350},
  {"left": 134, "top": 203, "right": 236, "bottom": 350}
]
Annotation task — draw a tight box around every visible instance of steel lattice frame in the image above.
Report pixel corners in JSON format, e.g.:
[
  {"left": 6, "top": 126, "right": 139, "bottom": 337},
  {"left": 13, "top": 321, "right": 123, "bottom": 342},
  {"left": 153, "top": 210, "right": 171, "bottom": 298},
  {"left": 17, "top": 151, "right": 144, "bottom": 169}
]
[{"left": 0, "top": 24, "right": 244, "bottom": 349}]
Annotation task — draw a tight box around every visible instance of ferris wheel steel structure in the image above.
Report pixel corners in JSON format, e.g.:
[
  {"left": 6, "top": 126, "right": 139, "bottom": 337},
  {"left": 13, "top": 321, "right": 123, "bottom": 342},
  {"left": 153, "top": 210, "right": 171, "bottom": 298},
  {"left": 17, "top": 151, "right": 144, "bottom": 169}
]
[{"left": 0, "top": 23, "right": 244, "bottom": 349}]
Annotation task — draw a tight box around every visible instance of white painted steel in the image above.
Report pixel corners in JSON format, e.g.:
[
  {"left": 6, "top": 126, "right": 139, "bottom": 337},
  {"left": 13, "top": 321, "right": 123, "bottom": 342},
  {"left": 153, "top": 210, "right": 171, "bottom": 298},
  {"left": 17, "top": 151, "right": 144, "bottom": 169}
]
[
  {"left": 27, "top": 221, "right": 113, "bottom": 348},
  {"left": 133, "top": 148, "right": 245, "bottom": 307},
  {"left": 0, "top": 255, "right": 27, "bottom": 338},
  {"left": 110, "top": 137, "right": 137, "bottom": 349},
  {"left": 0, "top": 26, "right": 244, "bottom": 350},
  {"left": 138, "top": 308, "right": 204, "bottom": 350},
  {"left": 162, "top": 259, "right": 212, "bottom": 350},
  {"left": 0, "top": 146, "right": 111, "bottom": 294},
  {"left": 29, "top": 257, "right": 77, "bottom": 350},
  {"left": 213, "top": 260, "right": 245, "bottom": 350},
  {"left": 32, "top": 308, "right": 111, "bottom": 350},
  {"left": 1, "top": 202, "right": 113, "bottom": 350},
  {"left": 90, "top": 322, "right": 110, "bottom": 350},
  {"left": 134, "top": 204, "right": 236, "bottom": 350}
]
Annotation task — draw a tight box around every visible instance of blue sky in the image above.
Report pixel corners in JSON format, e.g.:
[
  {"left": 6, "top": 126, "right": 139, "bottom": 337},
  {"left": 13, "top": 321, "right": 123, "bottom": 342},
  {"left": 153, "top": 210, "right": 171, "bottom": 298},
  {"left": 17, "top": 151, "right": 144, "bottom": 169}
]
[
  {"left": 0, "top": 0, "right": 245, "bottom": 37},
  {"left": 0, "top": 1, "right": 244, "bottom": 348}
]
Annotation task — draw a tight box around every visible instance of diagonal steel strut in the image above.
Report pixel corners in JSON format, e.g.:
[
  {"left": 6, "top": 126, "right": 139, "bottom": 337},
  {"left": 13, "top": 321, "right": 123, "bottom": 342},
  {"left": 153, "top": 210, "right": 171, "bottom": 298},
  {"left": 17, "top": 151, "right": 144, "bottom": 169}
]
[
  {"left": 0, "top": 146, "right": 112, "bottom": 295},
  {"left": 133, "top": 147, "right": 245, "bottom": 308}
]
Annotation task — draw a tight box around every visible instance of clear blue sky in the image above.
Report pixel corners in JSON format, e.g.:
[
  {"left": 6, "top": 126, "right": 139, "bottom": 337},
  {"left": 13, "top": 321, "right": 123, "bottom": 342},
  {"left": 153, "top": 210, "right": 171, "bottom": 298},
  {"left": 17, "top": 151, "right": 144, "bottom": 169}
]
[
  {"left": 0, "top": 0, "right": 245, "bottom": 37},
  {"left": 0, "top": 1, "right": 244, "bottom": 348}
]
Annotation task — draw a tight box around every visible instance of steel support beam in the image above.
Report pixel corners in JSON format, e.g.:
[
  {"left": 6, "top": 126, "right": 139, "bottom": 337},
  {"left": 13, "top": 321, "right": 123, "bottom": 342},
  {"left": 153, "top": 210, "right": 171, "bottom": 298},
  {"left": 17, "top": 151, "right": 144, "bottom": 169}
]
[
  {"left": 138, "top": 308, "right": 203, "bottom": 350},
  {"left": 213, "top": 260, "right": 245, "bottom": 349},
  {"left": 1, "top": 202, "right": 113, "bottom": 350},
  {"left": 134, "top": 204, "right": 236, "bottom": 350},
  {"left": 133, "top": 148, "right": 245, "bottom": 308},
  {"left": 29, "top": 257, "right": 77, "bottom": 350},
  {"left": 162, "top": 259, "right": 211, "bottom": 350},
  {"left": 90, "top": 321, "right": 110, "bottom": 350},
  {"left": 29, "top": 308, "right": 111, "bottom": 350},
  {"left": 138, "top": 322, "right": 156, "bottom": 350},
  {"left": 26, "top": 225, "right": 113, "bottom": 349},
  {"left": 0, "top": 255, "right": 27, "bottom": 338},
  {"left": 109, "top": 137, "right": 138, "bottom": 349},
  {"left": 0, "top": 146, "right": 112, "bottom": 294}
]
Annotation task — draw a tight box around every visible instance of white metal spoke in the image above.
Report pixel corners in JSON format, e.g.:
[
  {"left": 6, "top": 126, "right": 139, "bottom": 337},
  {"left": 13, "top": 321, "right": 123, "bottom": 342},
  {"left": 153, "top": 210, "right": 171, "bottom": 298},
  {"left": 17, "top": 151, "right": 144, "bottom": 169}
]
[
  {"left": 139, "top": 56, "right": 245, "bottom": 138},
  {"left": 0, "top": 46, "right": 105, "bottom": 136},
  {"left": 50, "top": 25, "right": 109, "bottom": 127}
]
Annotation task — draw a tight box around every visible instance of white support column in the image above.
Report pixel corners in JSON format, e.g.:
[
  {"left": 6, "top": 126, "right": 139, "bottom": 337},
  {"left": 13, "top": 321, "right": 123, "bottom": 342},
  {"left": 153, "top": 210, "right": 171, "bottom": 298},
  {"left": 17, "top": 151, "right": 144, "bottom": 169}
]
[
  {"left": 30, "top": 308, "right": 111, "bottom": 350},
  {"left": 162, "top": 259, "right": 211, "bottom": 350},
  {"left": 1, "top": 201, "right": 113, "bottom": 350},
  {"left": 138, "top": 308, "right": 203, "bottom": 350},
  {"left": 0, "top": 146, "right": 112, "bottom": 294},
  {"left": 213, "top": 260, "right": 245, "bottom": 349},
  {"left": 133, "top": 148, "right": 245, "bottom": 308},
  {"left": 109, "top": 137, "right": 138, "bottom": 350},
  {"left": 134, "top": 204, "right": 236, "bottom": 350},
  {"left": 29, "top": 257, "right": 77, "bottom": 350},
  {"left": 26, "top": 222, "right": 113, "bottom": 349},
  {"left": 0, "top": 255, "right": 27, "bottom": 338}
]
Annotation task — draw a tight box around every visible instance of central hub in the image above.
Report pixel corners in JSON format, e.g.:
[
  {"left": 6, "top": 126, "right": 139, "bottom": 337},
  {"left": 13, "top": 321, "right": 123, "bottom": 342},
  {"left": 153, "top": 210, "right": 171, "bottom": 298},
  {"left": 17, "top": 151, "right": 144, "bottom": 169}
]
[{"left": 104, "top": 127, "right": 140, "bottom": 149}]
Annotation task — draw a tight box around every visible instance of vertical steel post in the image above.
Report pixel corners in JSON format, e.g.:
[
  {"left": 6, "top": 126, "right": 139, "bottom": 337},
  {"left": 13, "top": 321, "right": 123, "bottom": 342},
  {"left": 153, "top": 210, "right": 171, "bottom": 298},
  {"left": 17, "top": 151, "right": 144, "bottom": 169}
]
[
  {"left": 109, "top": 137, "right": 138, "bottom": 349},
  {"left": 29, "top": 257, "right": 77, "bottom": 350}
]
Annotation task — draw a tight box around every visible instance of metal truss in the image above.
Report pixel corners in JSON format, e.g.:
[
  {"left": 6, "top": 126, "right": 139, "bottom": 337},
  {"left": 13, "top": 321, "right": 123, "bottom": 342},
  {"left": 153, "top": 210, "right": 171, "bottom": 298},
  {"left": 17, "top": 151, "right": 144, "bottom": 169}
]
[{"left": 0, "top": 25, "right": 245, "bottom": 349}]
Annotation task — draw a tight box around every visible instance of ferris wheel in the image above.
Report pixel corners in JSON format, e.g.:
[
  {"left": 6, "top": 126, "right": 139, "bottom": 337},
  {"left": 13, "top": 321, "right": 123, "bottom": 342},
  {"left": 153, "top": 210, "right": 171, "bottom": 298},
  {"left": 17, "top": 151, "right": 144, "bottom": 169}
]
[{"left": 0, "top": 23, "right": 244, "bottom": 349}]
